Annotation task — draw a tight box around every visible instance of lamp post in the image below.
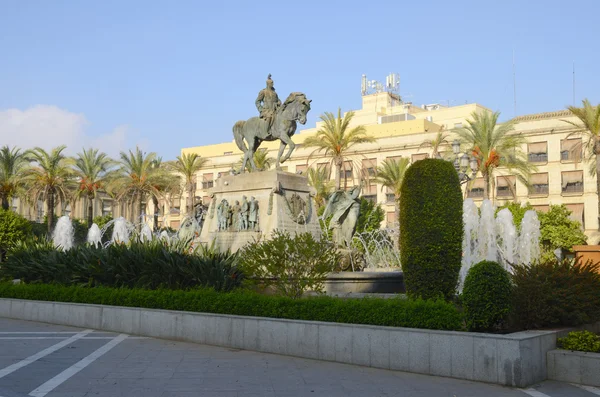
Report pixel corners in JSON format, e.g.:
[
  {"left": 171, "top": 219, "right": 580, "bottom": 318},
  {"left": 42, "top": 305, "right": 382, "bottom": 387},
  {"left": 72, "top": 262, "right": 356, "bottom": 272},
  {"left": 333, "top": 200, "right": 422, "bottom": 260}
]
[{"left": 451, "top": 139, "right": 478, "bottom": 184}]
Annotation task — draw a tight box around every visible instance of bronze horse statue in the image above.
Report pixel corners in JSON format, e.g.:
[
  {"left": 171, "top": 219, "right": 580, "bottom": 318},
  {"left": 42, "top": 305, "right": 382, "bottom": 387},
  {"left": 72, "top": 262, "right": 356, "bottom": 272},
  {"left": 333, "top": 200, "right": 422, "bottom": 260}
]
[{"left": 233, "top": 92, "right": 311, "bottom": 172}]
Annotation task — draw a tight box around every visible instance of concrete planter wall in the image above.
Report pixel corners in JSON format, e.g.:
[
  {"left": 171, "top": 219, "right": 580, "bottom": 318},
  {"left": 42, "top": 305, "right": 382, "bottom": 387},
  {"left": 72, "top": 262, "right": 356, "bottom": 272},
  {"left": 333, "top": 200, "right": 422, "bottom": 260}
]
[
  {"left": 548, "top": 349, "right": 600, "bottom": 386},
  {"left": 0, "top": 298, "right": 579, "bottom": 387}
]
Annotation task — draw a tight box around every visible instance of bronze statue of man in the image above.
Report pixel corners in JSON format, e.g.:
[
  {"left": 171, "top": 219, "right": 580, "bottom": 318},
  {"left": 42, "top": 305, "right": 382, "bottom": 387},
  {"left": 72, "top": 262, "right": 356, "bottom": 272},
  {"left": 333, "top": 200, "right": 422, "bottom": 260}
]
[{"left": 255, "top": 74, "right": 281, "bottom": 130}]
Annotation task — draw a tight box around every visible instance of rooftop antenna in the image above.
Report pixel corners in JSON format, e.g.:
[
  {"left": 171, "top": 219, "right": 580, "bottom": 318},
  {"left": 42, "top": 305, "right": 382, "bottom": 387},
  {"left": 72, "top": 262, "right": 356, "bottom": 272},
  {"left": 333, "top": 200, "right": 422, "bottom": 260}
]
[{"left": 513, "top": 49, "right": 517, "bottom": 117}]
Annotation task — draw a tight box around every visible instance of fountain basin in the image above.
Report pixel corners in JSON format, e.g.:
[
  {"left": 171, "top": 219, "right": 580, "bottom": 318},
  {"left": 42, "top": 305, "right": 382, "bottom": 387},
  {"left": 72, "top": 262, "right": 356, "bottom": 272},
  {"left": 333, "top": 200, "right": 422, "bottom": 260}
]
[{"left": 324, "top": 271, "right": 405, "bottom": 295}]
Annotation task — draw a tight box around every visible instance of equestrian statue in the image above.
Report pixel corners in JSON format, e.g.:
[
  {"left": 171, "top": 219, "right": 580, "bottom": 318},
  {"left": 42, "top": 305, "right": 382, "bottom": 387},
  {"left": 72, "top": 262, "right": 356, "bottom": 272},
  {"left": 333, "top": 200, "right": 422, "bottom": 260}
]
[{"left": 233, "top": 74, "right": 311, "bottom": 173}]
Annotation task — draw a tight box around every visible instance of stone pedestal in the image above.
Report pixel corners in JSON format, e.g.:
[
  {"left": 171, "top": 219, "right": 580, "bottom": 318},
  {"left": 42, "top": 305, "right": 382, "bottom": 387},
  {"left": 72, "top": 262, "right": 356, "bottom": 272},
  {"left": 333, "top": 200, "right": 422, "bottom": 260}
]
[{"left": 199, "top": 170, "right": 321, "bottom": 252}]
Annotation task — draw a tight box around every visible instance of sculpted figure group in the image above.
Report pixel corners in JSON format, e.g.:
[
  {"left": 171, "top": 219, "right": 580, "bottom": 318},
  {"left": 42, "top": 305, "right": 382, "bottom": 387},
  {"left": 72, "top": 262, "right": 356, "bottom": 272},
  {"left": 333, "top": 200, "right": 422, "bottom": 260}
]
[{"left": 216, "top": 196, "right": 259, "bottom": 232}]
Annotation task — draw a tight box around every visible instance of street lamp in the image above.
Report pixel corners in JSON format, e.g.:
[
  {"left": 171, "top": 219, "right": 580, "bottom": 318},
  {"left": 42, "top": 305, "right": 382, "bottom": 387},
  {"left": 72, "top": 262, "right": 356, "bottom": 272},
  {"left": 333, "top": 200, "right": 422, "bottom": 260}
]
[{"left": 450, "top": 139, "right": 478, "bottom": 184}]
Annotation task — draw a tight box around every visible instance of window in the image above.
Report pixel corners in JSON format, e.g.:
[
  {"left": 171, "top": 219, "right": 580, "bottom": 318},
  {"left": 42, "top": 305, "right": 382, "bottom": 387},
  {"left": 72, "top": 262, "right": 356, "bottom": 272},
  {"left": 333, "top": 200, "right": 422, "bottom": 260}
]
[
  {"left": 528, "top": 142, "right": 548, "bottom": 163},
  {"left": 468, "top": 178, "right": 485, "bottom": 198},
  {"left": 317, "top": 162, "right": 331, "bottom": 177},
  {"left": 561, "top": 171, "right": 584, "bottom": 194},
  {"left": 362, "top": 183, "right": 377, "bottom": 203},
  {"left": 170, "top": 196, "right": 181, "bottom": 214},
  {"left": 102, "top": 200, "right": 112, "bottom": 217},
  {"left": 36, "top": 200, "right": 44, "bottom": 222},
  {"left": 339, "top": 161, "right": 353, "bottom": 181},
  {"left": 202, "top": 173, "right": 214, "bottom": 189},
  {"left": 385, "top": 187, "right": 396, "bottom": 203},
  {"left": 223, "top": 151, "right": 233, "bottom": 155},
  {"left": 529, "top": 173, "right": 549, "bottom": 196},
  {"left": 411, "top": 153, "right": 428, "bottom": 163},
  {"left": 386, "top": 211, "right": 397, "bottom": 225},
  {"left": 11, "top": 197, "right": 18, "bottom": 212},
  {"left": 565, "top": 203, "right": 585, "bottom": 229},
  {"left": 496, "top": 175, "right": 516, "bottom": 198},
  {"left": 386, "top": 155, "right": 403, "bottom": 163},
  {"left": 295, "top": 164, "right": 308, "bottom": 174},
  {"left": 560, "top": 139, "right": 582, "bottom": 162},
  {"left": 362, "top": 158, "right": 377, "bottom": 178}
]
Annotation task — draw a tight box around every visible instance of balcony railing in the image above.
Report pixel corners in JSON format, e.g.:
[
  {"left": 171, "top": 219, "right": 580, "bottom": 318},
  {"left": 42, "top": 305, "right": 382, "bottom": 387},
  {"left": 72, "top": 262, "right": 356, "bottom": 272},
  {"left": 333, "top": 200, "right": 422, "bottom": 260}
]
[
  {"left": 202, "top": 181, "right": 214, "bottom": 189},
  {"left": 561, "top": 151, "right": 581, "bottom": 162},
  {"left": 362, "top": 194, "right": 377, "bottom": 203},
  {"left": 386, "top": 193, "right": 396, "bottom": 203},
  {"left": 467, "top": 189, "right": 484, "bottom": 198},
  {"left": 528, "top": 153, "right": 548, "bottom": 163},
  {"left": 496, "top": 187, "right": 514, "bottom": 198}
]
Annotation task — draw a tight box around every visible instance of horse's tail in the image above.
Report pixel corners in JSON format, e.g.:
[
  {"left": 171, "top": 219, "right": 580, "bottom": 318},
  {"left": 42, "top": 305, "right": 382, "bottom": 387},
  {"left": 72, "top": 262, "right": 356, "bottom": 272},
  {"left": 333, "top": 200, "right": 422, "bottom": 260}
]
[{"left": 232, "top": 121, "right": 247, "bottom": 152}]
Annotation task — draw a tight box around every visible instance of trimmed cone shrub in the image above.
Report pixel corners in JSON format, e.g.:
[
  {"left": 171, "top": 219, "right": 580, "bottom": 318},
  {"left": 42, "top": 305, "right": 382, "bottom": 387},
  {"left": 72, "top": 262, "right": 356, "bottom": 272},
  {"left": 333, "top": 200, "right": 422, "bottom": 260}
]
[
  {"left": 399, "top": 158, "right": 463, "bottom": 300},
  {"left": 462, "top": 260, "right": 512, "bottom": 332},
  {"left": 0, "top": 209, "right": 32, "bottom": 262}
]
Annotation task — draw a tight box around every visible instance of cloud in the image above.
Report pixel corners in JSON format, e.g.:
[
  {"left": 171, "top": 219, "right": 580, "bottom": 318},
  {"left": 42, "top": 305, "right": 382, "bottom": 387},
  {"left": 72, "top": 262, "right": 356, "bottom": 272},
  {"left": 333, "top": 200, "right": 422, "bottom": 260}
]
[{"left": 0, "top": 105, "right": 135, "bottom": 157}]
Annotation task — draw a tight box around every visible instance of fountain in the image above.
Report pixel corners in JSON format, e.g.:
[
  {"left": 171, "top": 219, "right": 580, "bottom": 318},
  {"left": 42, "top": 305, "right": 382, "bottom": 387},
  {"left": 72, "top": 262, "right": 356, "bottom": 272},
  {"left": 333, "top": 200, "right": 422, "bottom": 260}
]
[
  {"left": 87, "top": 223, "right": 102, "bottom": 247},
  {"left": 478, "top": 200, "right": 497, "bottom": 262},
  {"left": 111, "top": 217, "right": 132, "bottom": 244},
  {"left": 140, "top": 224, "right": 153, "bottom": 243},
  {"left": 496, "top": 208, "right": 518, "bottom": 271},
  {"left": 519, "top": 210, "right": 541, "bottom": 265},
  {"left": 459, "top": 199, "right": 480, "bottom": 291},
  {"left": 52, "top": 216, "right": 74, "bottom": 251}
]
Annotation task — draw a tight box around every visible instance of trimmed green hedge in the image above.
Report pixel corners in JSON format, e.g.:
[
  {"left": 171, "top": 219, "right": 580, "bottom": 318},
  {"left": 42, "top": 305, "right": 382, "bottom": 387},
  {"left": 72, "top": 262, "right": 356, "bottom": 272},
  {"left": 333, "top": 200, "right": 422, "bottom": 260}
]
[
  {"left": 0, "top": 283, "right": 464, "bottom": 331},
  {"left": 399, "top": 159, "right": 463, "bottom": 300}
]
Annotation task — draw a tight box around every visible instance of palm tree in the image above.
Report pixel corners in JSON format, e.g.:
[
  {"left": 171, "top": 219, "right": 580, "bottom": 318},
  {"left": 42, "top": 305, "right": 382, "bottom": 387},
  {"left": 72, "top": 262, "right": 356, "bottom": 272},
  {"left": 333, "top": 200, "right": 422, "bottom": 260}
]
[
  {"left": 304, "top": 108, "right": 375, "bottom": 190},
  {"left": 419, "top": 129, "right": 449, "bottom": 159},
  {"left": 374, "top": 157, "right": 410, "bottom": 227},
  {"left": 562, "top": 99, "right": 600, "bottom": 229},
  {"left": 72, "top": 148, "right": 114, "bottom": 226},
  {"left": 149, "top": 156, "right": 164, "bottom": 230},
  {"left": 0, "top": 145, "right": 28, "bottom": 210},
  {"left": 111, "top": 147, "right": 176, "bottom": 223},
  {"left": 455, "top": 111, "right": 533, "bottom": 200},
  {"left": 236, "top": 148, "right": 274, "bottom": 172},
  {"left": 307, "top": 167, "right": 335, "bottom": 208},
  {"left": 24, "top": 146, "right": 73, "bottom": 233},
  {"left": 168, "top": 153, "right": 208, "bottom": 216}
]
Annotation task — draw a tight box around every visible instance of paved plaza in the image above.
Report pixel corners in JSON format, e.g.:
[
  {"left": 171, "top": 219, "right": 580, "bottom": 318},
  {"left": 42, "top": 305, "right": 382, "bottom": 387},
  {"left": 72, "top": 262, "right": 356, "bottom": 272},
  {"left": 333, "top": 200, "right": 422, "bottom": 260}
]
[{"left": 0, "top": 317, "right": 597, "bottom": 397}]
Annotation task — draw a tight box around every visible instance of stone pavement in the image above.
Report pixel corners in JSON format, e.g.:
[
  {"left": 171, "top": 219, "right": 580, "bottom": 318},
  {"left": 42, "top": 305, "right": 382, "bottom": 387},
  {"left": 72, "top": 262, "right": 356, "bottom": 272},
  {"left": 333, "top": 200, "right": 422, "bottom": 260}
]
[{"left": 0, "top": 317, "right": 598, "bottom": 397}]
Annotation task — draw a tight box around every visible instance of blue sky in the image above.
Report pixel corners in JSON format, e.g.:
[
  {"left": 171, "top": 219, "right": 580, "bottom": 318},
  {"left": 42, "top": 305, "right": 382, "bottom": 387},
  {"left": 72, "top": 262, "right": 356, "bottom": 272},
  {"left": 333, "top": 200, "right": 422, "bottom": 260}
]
[{"left": 1, "top": 0, "right": 599, "bottom": 159}]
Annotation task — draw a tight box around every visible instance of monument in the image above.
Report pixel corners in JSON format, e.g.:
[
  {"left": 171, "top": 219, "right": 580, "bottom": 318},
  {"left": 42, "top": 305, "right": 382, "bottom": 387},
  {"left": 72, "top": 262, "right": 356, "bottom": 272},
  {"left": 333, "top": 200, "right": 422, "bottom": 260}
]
[{"left": 199, "top": 75, "right": 321, "bottom": 252}]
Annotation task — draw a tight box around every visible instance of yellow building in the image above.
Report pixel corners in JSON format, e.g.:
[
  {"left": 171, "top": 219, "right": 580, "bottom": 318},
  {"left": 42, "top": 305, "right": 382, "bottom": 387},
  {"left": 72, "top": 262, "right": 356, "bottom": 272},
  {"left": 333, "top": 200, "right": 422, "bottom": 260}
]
[{"left": 179, "top": 91, "right": 597, "bottom": 243}]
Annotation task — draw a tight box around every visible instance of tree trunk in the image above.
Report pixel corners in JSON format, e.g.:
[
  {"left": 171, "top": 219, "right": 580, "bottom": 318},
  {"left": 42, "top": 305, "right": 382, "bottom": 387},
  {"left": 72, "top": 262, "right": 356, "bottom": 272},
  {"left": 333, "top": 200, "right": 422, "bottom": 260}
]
[
  {"left": 87, "top": 195, "right": 94, "bottom": 227},
  {"left": 394, "top": 194, "right": 400, "bottom": 250},
  {"left": 1, "top": 197, "right": 9, "bottom": 211},
  {"left": 135, "top": 194, "right": 142, "bottom": 224},
  {"left": 483, "top": 171, "right": 490, "bottom": 200},
  {"left": 47, "top": 189, "right": 55, "bottom": 234},
  {"left": 596, "top": 152, "right": 600, "bottom": 230},
  {"left": 334, "top": 160, "right": 342, "bottom": 190},
  {"left": 153, "top": 196, "right": 159, "bottom": 231},
  {"left": 187, "top": 183, "right": 194, "bottom": 216}
]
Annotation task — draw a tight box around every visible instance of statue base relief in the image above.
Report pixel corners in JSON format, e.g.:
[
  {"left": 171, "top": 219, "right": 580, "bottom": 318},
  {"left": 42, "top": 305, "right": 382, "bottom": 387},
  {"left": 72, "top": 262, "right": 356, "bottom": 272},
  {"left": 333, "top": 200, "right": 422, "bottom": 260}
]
[{"left": 199, "top": 170, "right": 322, "bottom": 252}]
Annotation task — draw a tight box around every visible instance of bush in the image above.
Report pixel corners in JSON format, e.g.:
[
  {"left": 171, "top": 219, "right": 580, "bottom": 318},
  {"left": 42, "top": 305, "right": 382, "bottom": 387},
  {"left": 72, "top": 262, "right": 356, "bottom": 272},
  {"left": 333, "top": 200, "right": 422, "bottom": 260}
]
[
  {"left": 558, "top": 331, "right": 600, "bottom": 353},
  {"left": 399, "top": 159, "right": 463, "bottom": 300},
  {"left": 512, "top": 258, "right": 600, "bottom": 329},
  {"left": 0, "top": 282, "right": 465, "bottom": 331},
  {"left": 239, "top": 230, "right": 339, "bottom": 298},
  {"left": 1, "top": 240, "right": 243, "bottom": 291},
  {"left": 462, "top": 260, "right": 512, "bottom": 332},
  {"left": 0, "top": 209, "right": 32, "bottom": 261},
  {"left": 93, "top": 215, "right": 113, "bottom": 244}
]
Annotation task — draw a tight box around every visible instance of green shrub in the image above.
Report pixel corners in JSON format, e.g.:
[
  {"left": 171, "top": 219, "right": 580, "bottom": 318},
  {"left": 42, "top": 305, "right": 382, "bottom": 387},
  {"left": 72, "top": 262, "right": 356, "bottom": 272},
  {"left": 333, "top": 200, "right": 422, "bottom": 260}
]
[
  {"left": 1, "top": 240, "right": 243, "bottom": 291},
  {"left": 239, "top": 230, "right": 339, "bottom": 298},
  {"left": 512, "top": 258, "right": 600, "bottom": 329},
  {"left": 399, "top": 159, "right": 463, "bottom": 300},
  {"left": 93, "top": 215, "right": 113, "bottom": 244},
  {"left": 558, "top": 331, "right": 600, "bottom": 353},
  {"left": 0, "top": 209, "right": 32, "bottom": 261},
  {"left": 462, "top": 260, "right": 512, "bottom": 332},
  {"left": 0, "top": 282, "right": 464, "bottom": 331}
]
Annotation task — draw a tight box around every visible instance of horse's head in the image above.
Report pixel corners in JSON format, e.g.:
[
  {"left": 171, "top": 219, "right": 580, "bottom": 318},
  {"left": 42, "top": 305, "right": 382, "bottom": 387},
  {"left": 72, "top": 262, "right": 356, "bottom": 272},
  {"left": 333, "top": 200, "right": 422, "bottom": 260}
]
[{"left": 281, "top": 92, "right": 312, "bottom": 125}]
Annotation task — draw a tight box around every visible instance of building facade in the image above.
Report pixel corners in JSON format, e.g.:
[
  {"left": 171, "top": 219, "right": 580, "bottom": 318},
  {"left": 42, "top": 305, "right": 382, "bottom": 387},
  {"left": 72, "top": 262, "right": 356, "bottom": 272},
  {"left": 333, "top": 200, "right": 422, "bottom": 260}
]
[{"left": 179, "top": 91, "right": 598, "bottom": 243}]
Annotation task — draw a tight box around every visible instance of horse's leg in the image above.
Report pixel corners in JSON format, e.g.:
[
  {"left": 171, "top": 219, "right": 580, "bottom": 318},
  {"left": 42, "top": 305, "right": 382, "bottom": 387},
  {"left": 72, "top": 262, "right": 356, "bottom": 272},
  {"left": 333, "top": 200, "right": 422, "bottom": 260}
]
[
  {"left": 275, "top": 141, "right": 286, "bottom": 171},
  {"left": 278, "top": 132, "right": 295, "bottom": 164},
  {"left": 248, "top": 138, "right": 260, "bottom": 171}
]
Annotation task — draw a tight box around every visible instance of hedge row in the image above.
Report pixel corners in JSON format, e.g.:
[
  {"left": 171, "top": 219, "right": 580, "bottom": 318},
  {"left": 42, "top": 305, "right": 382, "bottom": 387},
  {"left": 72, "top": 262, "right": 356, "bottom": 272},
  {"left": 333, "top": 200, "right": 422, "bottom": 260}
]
[{"left": 0, "top": 283, "right": 464, "bottom": 331}]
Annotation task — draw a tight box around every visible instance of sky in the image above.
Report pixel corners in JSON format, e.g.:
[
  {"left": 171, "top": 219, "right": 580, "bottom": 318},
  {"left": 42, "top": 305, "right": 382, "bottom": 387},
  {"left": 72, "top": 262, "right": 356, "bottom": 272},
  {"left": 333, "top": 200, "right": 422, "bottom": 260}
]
[{"left": 1, "top": 0, "right": 599, "bottom": 160}]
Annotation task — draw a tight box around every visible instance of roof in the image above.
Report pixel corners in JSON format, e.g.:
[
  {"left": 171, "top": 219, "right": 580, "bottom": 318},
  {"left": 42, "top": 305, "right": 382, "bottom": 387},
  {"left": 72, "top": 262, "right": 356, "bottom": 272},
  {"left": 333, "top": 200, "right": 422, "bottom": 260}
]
[{"left": 511, "top": 109, "right": 573, "bottom": 122}]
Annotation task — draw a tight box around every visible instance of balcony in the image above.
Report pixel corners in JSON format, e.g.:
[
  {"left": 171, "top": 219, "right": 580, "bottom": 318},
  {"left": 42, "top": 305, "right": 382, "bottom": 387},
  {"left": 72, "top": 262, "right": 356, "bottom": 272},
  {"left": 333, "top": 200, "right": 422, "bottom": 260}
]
[
  {"left": 202, "top": 181, "right": 214, "bottom": 190},
  {"left": 528, "top": 153, "right": 548, "bottom": 163},
  {"left": 529, "top": 184, "right": 549, "bottom": 196},
  {"left": 496, "top": 186, "right": 514, "bottom": 198},
  {"left": 467, "top": 189, "right": 484, "bottom": 199},
  {"left": 562, "top": 182, "right": 584, "bottom": 194}
]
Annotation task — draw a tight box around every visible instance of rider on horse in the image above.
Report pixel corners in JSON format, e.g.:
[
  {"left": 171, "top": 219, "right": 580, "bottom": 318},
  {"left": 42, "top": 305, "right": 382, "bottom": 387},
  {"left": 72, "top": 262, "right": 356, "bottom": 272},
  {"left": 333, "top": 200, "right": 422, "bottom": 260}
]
[{"left": 255, "top": 74, "right": 281, "bottom": 132}]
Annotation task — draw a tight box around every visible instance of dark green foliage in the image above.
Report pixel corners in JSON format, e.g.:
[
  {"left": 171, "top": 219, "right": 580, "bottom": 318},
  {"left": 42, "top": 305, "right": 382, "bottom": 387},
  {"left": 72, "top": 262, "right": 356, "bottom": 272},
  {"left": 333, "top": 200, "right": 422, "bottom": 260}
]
[
  {"left": 462, "top": 260, "right": 512, "bottom": 332},
  {"left": 355, "top": 198, "right": 384, "bottom": 234},
  {"left": 399, "top": 159, "right": 463, "bottom": 300},
  {"left": 0, "top": 282, "right": 464, "bottom": 331},
  {"left": 71, "top": 219, "right": 88, "bottom": 246},
  {"left": 496, "top": 202, "right": 534, "bottom": 228},
  {"left": 239, "top": 230, "right": 339, "bottom": 298},
  {"left": 512, "top": 258, "right": 600, "bottom": 329},
  {"left": 538, "top": 205, "right": 587, "bottom": 259},
  {"left": 0, "top": 209, "right": 32, "bottom": 261},
  {"left": 558, "top": 331, "right": 600, "bottom": 353},
  {"left": 29, "top": 221, "right": 48, "bottom": 239},
  {"left": 1, "top": 241, "right": 243, "bottom": 291},
  {"left": 93, "top": 215, "right": 113, "bottom": 244}
]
